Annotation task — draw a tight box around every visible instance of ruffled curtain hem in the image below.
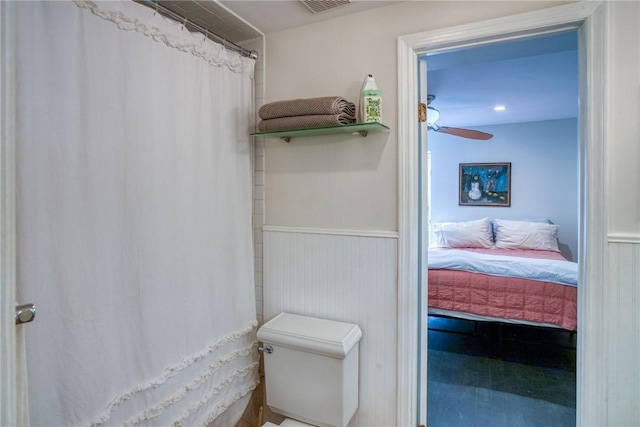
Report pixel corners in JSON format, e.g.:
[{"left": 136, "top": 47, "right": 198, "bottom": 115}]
[{"left": 84, "top": 322, "right": 259, "bottom": 427}]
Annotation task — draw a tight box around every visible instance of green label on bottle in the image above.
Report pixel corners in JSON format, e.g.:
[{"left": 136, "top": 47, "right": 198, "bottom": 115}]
[{"left": 364, "top": 96, "right": 382, "bottom": 123}]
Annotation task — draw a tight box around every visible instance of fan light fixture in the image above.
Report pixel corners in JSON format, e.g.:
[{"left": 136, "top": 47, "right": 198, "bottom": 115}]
[
  {"left": 426, "top": 107, "right": 440, "bottom": 127},
  {"left": 426, "top": 94, "right": 494, "bottom": 140}
]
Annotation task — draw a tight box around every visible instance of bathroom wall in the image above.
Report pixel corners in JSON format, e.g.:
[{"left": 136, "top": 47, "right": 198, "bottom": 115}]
[
  {"left": 259, "top": 1, "right": 640, "bottom": 425},
  {"left": 607, "top": 1, "right": 640, "bottom": 237},
  {"left": 263, "top": 1, "right": 570, "bottom": 231},
  {"left": 599, "top": 3, "right": 640, "bottom": 425},
  {"left": 260, "top": 2, "right": 577, "bottom": 425}
]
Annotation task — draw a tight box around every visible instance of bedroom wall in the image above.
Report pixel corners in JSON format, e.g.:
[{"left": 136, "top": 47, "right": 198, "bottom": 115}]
[
  {"left": 260, "top": 1, "right": 576, "bottom": 425},
  {"left": 429, "top": 118, "right": 579, "bottom": 260}
]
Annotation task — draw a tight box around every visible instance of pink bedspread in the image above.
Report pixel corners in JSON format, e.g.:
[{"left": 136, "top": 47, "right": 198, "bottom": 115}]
[{"left": 428, "top": 248, "right": 577, "bottom": 331}]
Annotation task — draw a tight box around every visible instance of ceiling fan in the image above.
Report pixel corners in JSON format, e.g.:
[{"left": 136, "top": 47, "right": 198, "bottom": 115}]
[{"left": 426, "top": 95, "right": 493, "bottom": 140}]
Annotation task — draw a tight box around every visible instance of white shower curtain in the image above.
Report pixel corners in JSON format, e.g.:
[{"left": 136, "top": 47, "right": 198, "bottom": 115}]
[{"left": 15, "top": 1, "right": 258, "bottom": 425}]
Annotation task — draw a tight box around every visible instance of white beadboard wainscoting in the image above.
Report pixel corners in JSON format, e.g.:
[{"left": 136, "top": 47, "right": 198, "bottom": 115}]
[
  {"left": 262, "top": 226, "right": 399, "bottom": 427},
  {"left": 261, "top": 226, "right": 640, "bottom": 426},
  {"left": 605, "top": 238, "right": 640, "bottom": 426}
]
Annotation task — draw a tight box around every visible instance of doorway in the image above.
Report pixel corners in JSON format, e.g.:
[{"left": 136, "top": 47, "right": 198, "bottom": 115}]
[
  {"left": 396, "top": 2, "right": 607, "bottom": 426},
  {"left": 422, "top": 31, "right": 579, "bottom": 426}
]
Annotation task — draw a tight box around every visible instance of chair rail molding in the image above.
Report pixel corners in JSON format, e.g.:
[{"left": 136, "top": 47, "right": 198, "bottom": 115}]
[
  {"left": 262, "top": 224, "right": 398, "bottom": 239},
  {"left": 608, "top": 233, "right": 640, "bottom": 244}
]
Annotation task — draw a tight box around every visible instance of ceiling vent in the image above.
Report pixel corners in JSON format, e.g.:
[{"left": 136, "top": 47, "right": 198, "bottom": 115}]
[{"left": 300, "top": 0, "right": 351, "bottom": 14}]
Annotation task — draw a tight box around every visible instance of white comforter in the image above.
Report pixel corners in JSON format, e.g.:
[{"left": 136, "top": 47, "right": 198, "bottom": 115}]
[{"left": 427, "top": 249, "right": 578, "bottom": 287}]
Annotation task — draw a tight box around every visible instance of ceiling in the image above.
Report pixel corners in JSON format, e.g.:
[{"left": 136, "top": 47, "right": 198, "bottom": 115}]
[
  {"left": 424, "top": 31, "right": 578, "bottom": 129},
  {"left": 155, "top": 0, "right": 263, "bottom": 43},
  {"left": 155, "top": 1, "right": 397, "bottom": 45},
  {"left": 218, "top": 0, "right": 399, "bottom": 36},
  {"left": 153, "top": 1, "right": 578, "bottom": 129}
]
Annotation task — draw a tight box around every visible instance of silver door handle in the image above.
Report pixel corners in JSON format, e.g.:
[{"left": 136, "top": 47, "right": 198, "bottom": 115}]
[{"left": 15, "top": 303, "right": 36, "bottom": 325}]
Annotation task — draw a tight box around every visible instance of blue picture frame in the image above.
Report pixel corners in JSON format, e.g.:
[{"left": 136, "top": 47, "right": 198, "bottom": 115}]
[{"left": 459, "top": 162, "right": 511, "bottom": 206}]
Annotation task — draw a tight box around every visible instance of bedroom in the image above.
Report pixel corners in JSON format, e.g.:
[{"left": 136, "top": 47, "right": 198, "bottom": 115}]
[{"left": 422, "top": 30, "right": 579, "bottom": 426}]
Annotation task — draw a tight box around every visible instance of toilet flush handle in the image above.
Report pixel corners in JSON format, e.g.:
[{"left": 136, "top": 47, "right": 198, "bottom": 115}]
[
  {"left": 15, "top": 303, "right": 36, "bottom": 325},
  {"left": 258, "top": 344, "right": 273, "bottom": 354}
]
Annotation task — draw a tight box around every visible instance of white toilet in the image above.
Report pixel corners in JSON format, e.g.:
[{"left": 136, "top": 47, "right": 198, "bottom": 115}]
[{"left": 257, "top": 312, "right": 362, "bottom": 427}]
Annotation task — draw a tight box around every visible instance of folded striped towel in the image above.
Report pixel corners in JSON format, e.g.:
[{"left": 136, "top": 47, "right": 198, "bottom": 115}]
[
  {"left": 259, "top": 96, "right": 356, "bottom": 120},
  {"left": 258, "top": 114, "right": 356, "bottom": 132}
]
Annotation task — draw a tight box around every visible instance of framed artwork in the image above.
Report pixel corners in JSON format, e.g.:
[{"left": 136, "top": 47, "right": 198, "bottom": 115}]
[{"left": 459, "top": 162, "right": 511, "bottom": 206}]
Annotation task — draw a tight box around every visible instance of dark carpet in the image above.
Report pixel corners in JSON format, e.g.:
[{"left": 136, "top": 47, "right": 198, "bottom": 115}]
[{"left": 427, "top": 316, "right": 576, "bottom": 427}]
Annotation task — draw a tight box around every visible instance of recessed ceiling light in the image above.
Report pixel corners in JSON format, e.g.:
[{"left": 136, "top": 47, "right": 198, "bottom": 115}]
[{"left": 494, "top": 105, "right": 506, "bottom": 111}]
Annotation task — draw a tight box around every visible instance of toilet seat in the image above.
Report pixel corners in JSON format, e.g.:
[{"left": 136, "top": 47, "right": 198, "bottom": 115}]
[{"left": 263, "top": 418, "right": 315, "bottom": 427}]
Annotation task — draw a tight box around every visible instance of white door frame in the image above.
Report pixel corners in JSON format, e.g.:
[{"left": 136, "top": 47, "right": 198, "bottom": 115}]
[
  {"left": 396, "top": 2, "right": 607, "bottom": 425},
  {"left": 0, "top": 1, "right": 22, "bottom": 425}
]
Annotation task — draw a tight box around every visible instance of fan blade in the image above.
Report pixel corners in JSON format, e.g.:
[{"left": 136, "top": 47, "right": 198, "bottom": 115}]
[{"left": 436, "top": 126, "right": 493, "bottom": 140}]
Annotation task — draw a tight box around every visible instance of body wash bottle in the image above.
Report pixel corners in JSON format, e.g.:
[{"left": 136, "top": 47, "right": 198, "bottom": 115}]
[{"left": 359, "top": 74, "right": 382, "bottom": 123}]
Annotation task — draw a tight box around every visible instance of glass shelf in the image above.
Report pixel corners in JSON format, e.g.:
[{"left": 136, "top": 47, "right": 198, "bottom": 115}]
[{"left": 250, "top": 122, "right": 390, "bottom": 142}]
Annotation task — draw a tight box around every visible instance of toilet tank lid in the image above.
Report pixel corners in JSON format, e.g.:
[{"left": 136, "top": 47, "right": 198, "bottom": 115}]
[{"left": 257, "top": 313, "right": 362, "bottom": 358}]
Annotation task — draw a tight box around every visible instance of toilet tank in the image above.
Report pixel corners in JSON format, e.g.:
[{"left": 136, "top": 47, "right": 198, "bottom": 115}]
[{"left": 257, "top": 313, "right": 362, "bottom": 427}]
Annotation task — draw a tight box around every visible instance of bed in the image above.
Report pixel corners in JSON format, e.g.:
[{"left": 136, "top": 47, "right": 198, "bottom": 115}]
[{"left": 427, "top": 217, "right": 578, "bottom": 331}]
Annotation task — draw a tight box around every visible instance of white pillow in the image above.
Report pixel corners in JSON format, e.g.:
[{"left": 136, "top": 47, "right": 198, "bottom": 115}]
[
  {"left": 490, "top": 218, "right": 553, "bottom": 242},
  {"left": 493, "top": 218, "right": 560, "bottom": 252},
  {"left": 432, "top": 218, "right": 493, "bottom": 249}
]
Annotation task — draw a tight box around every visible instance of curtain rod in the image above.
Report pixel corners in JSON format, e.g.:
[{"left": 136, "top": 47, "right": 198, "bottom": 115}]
[{"left": 138, "top": 0, "right": 259, "bottom": 60}]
